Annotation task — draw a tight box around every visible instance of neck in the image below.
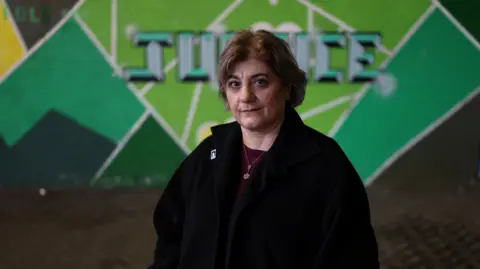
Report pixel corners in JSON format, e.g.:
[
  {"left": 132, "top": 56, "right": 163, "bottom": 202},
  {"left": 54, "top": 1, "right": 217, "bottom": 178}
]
[{"left": 241, "top": 118, "right": 283, "bottom": 151}]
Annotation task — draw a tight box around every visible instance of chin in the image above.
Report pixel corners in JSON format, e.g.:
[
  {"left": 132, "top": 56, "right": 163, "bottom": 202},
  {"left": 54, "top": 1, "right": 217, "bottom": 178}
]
[{"left": 238, "top": 118, "right": 264, "bottom": 130}]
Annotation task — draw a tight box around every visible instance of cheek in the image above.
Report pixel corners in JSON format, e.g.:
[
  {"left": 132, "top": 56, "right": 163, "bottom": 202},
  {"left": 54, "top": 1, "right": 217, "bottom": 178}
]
[
  {"left": 225, "top": 94, "right": 238, "bottom": 112},
  {"left": 262, "top": 89, "right": 284, "bottom": 107},
  {"left": 225, "top": 93, "right": 234, "bottom": 106}
]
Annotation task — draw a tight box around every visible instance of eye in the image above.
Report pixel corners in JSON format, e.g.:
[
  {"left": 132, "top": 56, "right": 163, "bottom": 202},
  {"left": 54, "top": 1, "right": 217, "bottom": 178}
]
[
  {"left": 254, "top": 78, "right": 268, "bottom": 86},
  {"left": 228, "top": 81, "right": 240, "bottom": 88}
]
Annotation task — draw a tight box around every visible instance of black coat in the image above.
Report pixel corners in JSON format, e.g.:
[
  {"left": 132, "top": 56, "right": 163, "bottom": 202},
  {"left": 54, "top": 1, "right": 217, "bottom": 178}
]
[{"left": 149, "top": 105, "right": 379, "bottom": 269}]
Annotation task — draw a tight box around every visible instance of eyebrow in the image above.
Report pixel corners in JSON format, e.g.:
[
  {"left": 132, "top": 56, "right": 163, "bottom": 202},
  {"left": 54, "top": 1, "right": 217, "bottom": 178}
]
[{"left": 227, "top": 73, "right": 269, "bottom": 80}]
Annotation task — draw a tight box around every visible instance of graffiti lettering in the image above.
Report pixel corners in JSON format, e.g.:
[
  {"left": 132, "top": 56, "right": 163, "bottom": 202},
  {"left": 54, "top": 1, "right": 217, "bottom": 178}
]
[
  {"left": 348, "top": 33, "right": 382, "bottom": 82},
  {"left": 123, "top": 31, "right": 382, "bottom": 84},
  {"left": 177, "top": 32, "right": 217, "bottom": 82},
  {"left": 122, "top": 32, "right": 173, "bottom": 81},
  {"left": 2, "top": 6, "right": 70, "bottom": 25}
]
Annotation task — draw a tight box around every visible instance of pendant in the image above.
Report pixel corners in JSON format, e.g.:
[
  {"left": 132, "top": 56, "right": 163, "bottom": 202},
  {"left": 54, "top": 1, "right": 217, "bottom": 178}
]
[{"left": 243, "top": 173, "right": 250, "bottom": 180}]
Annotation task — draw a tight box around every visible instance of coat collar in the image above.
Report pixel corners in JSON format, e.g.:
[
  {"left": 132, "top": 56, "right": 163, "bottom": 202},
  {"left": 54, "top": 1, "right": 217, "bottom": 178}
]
[
  {"left": 210, "top": 104, "right": 322, "bottom": 170},
  {"left": 209, "top": 104, "right": 323, "bottom": 206}
]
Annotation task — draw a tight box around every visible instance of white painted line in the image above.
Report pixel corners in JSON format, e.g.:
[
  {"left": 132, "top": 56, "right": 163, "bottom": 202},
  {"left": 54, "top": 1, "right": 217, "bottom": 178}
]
[
  {"left": 110, "top": 0, "right": 118, "bottom": 62},
  {"left": 139, "top": 84, "right": 154, "bottom": 96},
  {"left": 0, "top": 0, "right": 86, "bottom": 84},
  {"left": 307, "top": 6, "right": 314, "bottom": 32},
  {"left": 327, "top": 4, "right": 437, "bottom": 137},
  {"left": 181, "top": 82, "right": 203, "bottom": 143},
  {"left": 1, "top": 0, "right": 27, "bottom": 53},
  {"left": 365, "top": 87, "right": 480, "bottom": 186},
  {"left": 327, "top": 88, "right": 366, "bottom": 137},
  {"left": 380, "top": 4, "right": 437, "bottom": 69},
  {"left": 75, "top": 15, "right": 190, "bottom": 156},
  {"left": 90, "top": 110, "right": 150, "bottom": 185},
  {"left": 206, "top": 0, "right": 243, "bottom": 30},
  {"left": 298, "top": 0, "right": 396, "bottom": 58},
  {"left": 140, "top": 0, "right": 243, "bottom": 96},
  {"left": 300, "top": 94, "right": 353, "bottom": 119},
  {"left": 164, "top": 57, "right": 178, "bottom": 71},
  {"left": 436, "top": 1, "right": 480, "bottom": 51},
  {"left": 378, "top": 45, "right": 393, "bottom": 56},
  {"left": 297, "top": 0, "right": 355, "bottom": 32},
  {"left": 298, "top": 0, "right": 411, "bottom": 61}
]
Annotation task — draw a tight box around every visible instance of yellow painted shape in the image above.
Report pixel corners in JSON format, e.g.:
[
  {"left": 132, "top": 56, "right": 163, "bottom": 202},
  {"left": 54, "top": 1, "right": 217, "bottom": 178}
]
[
  {"left": 197, "top": 121, "right": 219, "bottom": 145},
  {"left": 0, "top": 2, "right": 25, "bottom": 78}
]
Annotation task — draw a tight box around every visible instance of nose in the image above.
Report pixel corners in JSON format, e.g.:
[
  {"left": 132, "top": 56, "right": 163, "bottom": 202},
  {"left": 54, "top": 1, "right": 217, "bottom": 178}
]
[{"left": 239, "top": 84, "right": 255, "bottom": 102}]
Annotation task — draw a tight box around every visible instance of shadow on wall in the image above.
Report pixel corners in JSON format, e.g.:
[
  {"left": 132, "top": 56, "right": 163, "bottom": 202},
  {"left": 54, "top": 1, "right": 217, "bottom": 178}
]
[
  {"left": 374, "top": 90, "right": 480, "bottom": 189},
  {"left": 1, "top": 0, "right": 78, "bottom": 48}
]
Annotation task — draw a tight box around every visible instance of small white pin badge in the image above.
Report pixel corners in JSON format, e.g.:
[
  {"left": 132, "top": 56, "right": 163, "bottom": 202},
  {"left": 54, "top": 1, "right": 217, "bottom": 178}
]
[{"left": 210, "top": 149, "right": 216, "bottom": 160}]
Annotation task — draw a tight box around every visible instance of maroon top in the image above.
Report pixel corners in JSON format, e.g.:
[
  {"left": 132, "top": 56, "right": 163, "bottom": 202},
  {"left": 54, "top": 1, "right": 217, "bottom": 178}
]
[{"left": 238, "top": 145, "right": 265, "bottom": 195}]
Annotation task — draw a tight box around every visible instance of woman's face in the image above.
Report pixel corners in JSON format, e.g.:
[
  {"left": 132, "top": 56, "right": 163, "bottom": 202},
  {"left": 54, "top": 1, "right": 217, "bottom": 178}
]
[{"left": 225, "top": 58, "right": 288, "bottom": 132}]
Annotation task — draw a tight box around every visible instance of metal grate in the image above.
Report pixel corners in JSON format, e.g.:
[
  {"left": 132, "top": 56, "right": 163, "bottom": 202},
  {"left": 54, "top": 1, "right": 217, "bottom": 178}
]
[{"left": 377, "top": 215, "right": 480, "bottom": 269}]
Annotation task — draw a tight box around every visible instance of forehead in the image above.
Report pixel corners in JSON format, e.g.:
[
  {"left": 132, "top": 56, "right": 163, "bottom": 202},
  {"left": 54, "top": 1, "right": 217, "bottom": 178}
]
[{"left": 229, "top": 58, "right": 272, "bottom": 78}]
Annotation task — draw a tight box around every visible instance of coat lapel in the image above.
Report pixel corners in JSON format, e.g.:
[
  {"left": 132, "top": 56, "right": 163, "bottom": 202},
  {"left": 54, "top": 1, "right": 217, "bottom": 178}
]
[
  {"left": 210, "top": 123, "right": 242, "bottom": 269},
  {"left": 211, "top": 122, "right": 242, "bottom": 211}
]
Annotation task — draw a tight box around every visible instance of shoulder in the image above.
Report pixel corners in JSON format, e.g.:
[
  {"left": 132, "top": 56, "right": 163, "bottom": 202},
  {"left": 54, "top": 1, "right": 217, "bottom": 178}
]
[
  {"left": 304, "top": 125, "right": 350, "bottom": 165},
  {"left": 302, "top": 126, "right": 364, "bottom": 194},
  {"left": 165, "top": 136, "right": 215, "bottom": 201},
  {"left": 303, "top": 127, "right": 373, "bottom": 221},
  {"left": 180, "top": 135, "right": 215, "bottom": 171}
]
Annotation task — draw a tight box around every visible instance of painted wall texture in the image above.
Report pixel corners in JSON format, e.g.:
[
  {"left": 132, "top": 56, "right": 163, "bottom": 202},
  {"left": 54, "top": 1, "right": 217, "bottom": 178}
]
[{"left": 0, "top": 0, "right": 478, "bottom": 188}]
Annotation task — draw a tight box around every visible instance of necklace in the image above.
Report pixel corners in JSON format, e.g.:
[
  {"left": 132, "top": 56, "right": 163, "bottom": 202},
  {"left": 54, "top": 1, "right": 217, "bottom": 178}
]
[{"left": 242, "top": 145, "right": 265, "bottom": 180}]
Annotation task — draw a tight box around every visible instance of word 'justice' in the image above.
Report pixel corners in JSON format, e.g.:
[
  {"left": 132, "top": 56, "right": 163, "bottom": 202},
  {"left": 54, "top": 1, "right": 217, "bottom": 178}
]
[{"left": 122, "top": 31, "right": 383, "bottom": 84}]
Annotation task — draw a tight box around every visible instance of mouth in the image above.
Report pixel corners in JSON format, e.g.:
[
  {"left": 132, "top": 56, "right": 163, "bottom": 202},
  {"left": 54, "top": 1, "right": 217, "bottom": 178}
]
[{"left": 242, "top": 108, "right": 261, "bottom": 112}]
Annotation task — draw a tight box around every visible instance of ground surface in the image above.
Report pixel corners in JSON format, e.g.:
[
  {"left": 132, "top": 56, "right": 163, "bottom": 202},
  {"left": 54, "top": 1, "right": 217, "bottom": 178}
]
[{"left": 1, "top": 181, "right": 480, "bottom": 269}]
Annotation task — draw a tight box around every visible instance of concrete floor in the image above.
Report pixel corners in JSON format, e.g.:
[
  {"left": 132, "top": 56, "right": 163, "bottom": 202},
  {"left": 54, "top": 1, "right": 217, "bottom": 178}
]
[
  {"left": 368, "top": 179, "right": 480, "bottom": 268},
  {"left": 0, "top": 189, "right": 161, "bottom": 269},
  {"left": 1, "top": 181, "right": 480, "bottom": 269}
]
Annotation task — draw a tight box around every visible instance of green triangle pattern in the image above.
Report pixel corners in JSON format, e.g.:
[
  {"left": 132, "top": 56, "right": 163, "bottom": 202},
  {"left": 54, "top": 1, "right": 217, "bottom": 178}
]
[
  {"left": 95, "top": 116, "right": 187, "bottom": 188},
  {"left": 0, "top": 17, "right": 144, "bottom": 146},
  {"left": 334, "top": 9, "right": 480, "bottom": 182}
]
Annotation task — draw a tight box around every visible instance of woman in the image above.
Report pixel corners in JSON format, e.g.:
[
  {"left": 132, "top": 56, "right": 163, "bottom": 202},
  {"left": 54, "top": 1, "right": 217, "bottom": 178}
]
[{"left": 149, "top": 29, "right": 379, "bottom": 269}]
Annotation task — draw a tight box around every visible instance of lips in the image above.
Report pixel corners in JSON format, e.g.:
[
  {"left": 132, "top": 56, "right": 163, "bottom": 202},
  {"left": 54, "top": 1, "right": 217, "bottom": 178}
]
[{"left": 242, "top": 108, "right": 261, "bottom": 112}]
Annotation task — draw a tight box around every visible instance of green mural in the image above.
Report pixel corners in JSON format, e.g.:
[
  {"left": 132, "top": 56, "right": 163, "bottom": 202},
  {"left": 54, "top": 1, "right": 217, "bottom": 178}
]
[
  {"left": 96, "top": 116, "right": 186, "bottom": 188},
  {"left": 335, "top": 8, "right": 480, "bottom": 182},
  {"left": 0, "top": 17, "right": 144, "bottom": 146},
  {"left": 0, "top": 0, "right": 478, "bottom": 188}
]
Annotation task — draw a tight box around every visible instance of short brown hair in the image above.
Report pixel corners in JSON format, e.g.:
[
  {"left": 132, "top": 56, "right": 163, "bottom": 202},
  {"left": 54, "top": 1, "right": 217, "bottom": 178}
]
[{"left": 217, "top": 29, "right": 307, "bottom": 107}]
